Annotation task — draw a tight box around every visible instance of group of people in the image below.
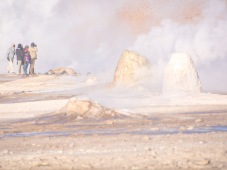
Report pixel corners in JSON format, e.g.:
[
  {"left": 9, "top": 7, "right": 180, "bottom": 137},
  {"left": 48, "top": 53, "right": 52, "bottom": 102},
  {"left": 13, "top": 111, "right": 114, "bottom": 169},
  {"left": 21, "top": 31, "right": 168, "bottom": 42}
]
[{"left": 6, "top": 42, "right": 38, "bottom": 75}]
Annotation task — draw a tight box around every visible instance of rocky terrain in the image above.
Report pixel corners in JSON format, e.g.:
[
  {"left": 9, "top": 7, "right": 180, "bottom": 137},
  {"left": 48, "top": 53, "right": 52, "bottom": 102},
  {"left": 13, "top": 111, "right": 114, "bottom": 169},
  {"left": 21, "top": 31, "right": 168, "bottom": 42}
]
[{"left": 0, "top": 73, "right": 227, "bottom": 169}]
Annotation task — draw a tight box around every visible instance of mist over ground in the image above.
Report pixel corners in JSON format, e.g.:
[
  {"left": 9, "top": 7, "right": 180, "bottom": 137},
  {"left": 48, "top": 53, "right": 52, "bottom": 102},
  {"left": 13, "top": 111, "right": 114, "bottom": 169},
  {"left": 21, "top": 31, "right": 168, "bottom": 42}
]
[{"left": 0, "top": 0, "right": 226, "bottom": 93}]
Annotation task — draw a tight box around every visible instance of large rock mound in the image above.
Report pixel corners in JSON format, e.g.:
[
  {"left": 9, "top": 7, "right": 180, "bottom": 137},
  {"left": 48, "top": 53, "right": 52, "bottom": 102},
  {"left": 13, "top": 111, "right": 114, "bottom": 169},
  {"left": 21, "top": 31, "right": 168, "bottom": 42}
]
[
  {"left": 113, "top": 50, "right": 150, "bottom": 85},
  {"left": 61, "top": 97, "right": 120, "bottom": 119},
  {"left": 162, "top": 53, "right": 201, "bottom": 95},
  {"left": 47, "top": 67, "right": 78, "bottom": 76}
]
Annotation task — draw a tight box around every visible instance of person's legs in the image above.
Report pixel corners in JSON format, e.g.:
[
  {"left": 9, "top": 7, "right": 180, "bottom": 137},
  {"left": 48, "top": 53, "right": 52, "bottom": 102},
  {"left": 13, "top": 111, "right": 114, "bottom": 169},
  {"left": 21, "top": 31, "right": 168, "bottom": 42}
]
[
  {"left": 18, "top": 60, "right": 22, "bottom": 74},
  {"left": 10, "top": 59, "right": 14, "bottom": 73},
  {"left": 29, "top": 60, "right": 33, "bottom": 74},
  {"left": 27, "top": 63, "right": 30, "bottom": 75},
  {"left": 32, "top": 59, "right": 36, "bottom": 74},
  {"left": 23, "top": 62, "right": 27, "bottom": 74},
  {"left": 24, "top": 62, "right": 29, "bottom": 75},
  {"left": 29, "top": 59, "right": 36, "bottom": 74},
  {"left": 7, "top": 59, "right": 14, "bottom": 73},
  {"left": 21, "top": 63, "right": 24, "bottom": 74},
  {"left": 7, "top": 61, "right": 10, "bottom": 73}
]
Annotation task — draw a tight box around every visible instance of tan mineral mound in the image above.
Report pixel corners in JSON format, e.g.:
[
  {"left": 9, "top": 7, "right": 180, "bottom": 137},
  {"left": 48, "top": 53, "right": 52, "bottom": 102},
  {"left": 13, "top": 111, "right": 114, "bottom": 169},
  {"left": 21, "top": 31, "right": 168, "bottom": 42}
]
[
  {"left": 61, "top": 97, "right": 120, "bottom": 119},
  {"left": 162, "top": 53, "right": 202, "bottom": 96},
  {"left": 47, "top": 67, "right": 78, "bottom": 75},
  {"left": 113, "top": 50, "right": 150, "bottom": 86}
]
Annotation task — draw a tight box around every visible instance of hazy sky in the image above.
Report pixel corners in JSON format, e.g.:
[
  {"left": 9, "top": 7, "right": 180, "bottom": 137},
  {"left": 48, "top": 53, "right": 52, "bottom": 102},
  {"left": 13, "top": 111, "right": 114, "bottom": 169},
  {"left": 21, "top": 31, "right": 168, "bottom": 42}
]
[{"left": 0, "top": 0, "right": 226, "bottom": 93}]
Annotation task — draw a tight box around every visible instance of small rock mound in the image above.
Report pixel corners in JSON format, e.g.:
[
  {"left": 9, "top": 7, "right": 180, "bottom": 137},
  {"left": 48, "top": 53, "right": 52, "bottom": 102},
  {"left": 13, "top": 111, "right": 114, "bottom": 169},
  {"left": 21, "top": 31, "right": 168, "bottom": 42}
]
[
  {"left": 162, "top": 53, "right": 202, "bottom": 96},
  {"left": 47, "top": 67, "right": 78, "bottom": 76},
  {"left": 113, "top": 50, "right": 150, "bottom": 86},
  {"left": 61, "top": 97, "right": 120, "bottom": 119}
]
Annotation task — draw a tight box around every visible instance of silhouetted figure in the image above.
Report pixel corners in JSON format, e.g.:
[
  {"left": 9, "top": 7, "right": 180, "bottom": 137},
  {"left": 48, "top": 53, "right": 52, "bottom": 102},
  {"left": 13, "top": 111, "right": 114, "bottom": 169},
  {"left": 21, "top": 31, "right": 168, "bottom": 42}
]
[
  {"left": 29, "top": 42, "right": 38, "bottom": 75},
  {"left": 23, "top": 45, "right": 30, "bottom": 75},
  {"left": 6, "top": 43, "right": 15, "bottom": 73},
  {"left": 16, "top": 44, "right": 24, "bottom": 74}
]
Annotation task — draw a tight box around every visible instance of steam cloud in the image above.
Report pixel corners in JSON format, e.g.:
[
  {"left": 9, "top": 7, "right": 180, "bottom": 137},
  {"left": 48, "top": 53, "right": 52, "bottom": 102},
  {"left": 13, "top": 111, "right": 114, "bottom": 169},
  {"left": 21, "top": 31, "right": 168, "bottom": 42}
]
[{"left": 0, "top": 0, "right": 226, "bottom": 93}]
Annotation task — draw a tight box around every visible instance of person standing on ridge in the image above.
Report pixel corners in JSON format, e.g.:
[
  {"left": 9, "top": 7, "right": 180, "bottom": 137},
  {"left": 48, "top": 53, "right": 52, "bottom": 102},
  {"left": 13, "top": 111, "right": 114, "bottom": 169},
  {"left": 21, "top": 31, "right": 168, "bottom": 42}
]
[
  {"left": 29, "top": 42, "right": 38, "bottom": 75},
  {"left": 23, "top": 45, "right": 30, "bottom": 75},
  {"left": 6, "top": 43, "right": 16, "bottom": 73},
  {"left": 16, "top": 44, "right": 24, "bottom": 75}
]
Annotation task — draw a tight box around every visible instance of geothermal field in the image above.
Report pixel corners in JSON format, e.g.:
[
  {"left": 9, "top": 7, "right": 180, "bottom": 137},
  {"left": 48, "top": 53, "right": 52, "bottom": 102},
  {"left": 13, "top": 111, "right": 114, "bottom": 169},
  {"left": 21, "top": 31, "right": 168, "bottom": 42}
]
[
  {"left": 1, "top": 0, "right": 227, "bottom": 170},
  {"left": 0, "top": 52, "right": 227, "bottom": 170}
]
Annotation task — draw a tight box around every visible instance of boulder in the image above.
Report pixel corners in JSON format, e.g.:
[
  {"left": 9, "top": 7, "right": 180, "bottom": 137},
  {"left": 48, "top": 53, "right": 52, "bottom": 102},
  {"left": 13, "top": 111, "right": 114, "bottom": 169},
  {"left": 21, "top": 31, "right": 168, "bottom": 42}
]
[
  {"left": 47, "top": 67, "right": 78, "bottom": 76},
  {"left": 162, "top": 53, "right": 202, "bottom": 95},
  {"left": 61, "top": 97, "right": 119, "bottom": 118},
  {"left": 113, "top": 50, "right": 150, "bottom": 85}
]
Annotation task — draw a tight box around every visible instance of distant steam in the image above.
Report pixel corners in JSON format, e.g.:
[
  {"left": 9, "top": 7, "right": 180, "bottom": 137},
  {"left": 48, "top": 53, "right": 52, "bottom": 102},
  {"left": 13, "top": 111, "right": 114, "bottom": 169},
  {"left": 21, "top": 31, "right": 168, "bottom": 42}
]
[{"left": 0, "top": 0, "right": 226, "bottom": 93}]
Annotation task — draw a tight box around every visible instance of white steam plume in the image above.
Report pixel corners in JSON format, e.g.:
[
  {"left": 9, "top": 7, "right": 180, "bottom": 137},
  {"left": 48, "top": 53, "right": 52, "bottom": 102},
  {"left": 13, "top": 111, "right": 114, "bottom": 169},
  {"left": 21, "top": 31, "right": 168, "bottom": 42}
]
[
  {"left": 0, "top": 0, "right": 226, "bottom": 93},
  {"left": 0, "top": 0, "right": 133, "bottom": 77},
  {"left": 128, "top": 0, "right": 227, "bottom": 93}
]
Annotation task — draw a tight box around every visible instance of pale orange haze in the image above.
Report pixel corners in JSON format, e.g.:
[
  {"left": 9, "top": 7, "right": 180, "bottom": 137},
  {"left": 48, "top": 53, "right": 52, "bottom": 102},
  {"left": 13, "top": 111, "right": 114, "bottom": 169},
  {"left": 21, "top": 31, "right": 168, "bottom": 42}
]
[{"left": 0, "top": 0, "right": 226, "bottom": 93}]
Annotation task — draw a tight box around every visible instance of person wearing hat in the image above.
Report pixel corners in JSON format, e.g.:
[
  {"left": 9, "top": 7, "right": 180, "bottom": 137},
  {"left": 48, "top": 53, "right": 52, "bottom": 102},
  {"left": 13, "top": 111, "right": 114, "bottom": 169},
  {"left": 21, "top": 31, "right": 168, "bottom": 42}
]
[
  {"left": 29, "top": 42, "right": 38, "bottom": 75},
  {"left": 6, "top": 43, "right": 16, "bottom": 73}
]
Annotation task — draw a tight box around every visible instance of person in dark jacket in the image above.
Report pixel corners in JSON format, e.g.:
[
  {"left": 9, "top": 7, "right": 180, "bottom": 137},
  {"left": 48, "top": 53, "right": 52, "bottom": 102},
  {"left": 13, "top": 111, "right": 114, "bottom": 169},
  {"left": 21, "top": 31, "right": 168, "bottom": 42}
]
[{"left": 16, "top": 44, "right": 24, "bottom": 74}]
